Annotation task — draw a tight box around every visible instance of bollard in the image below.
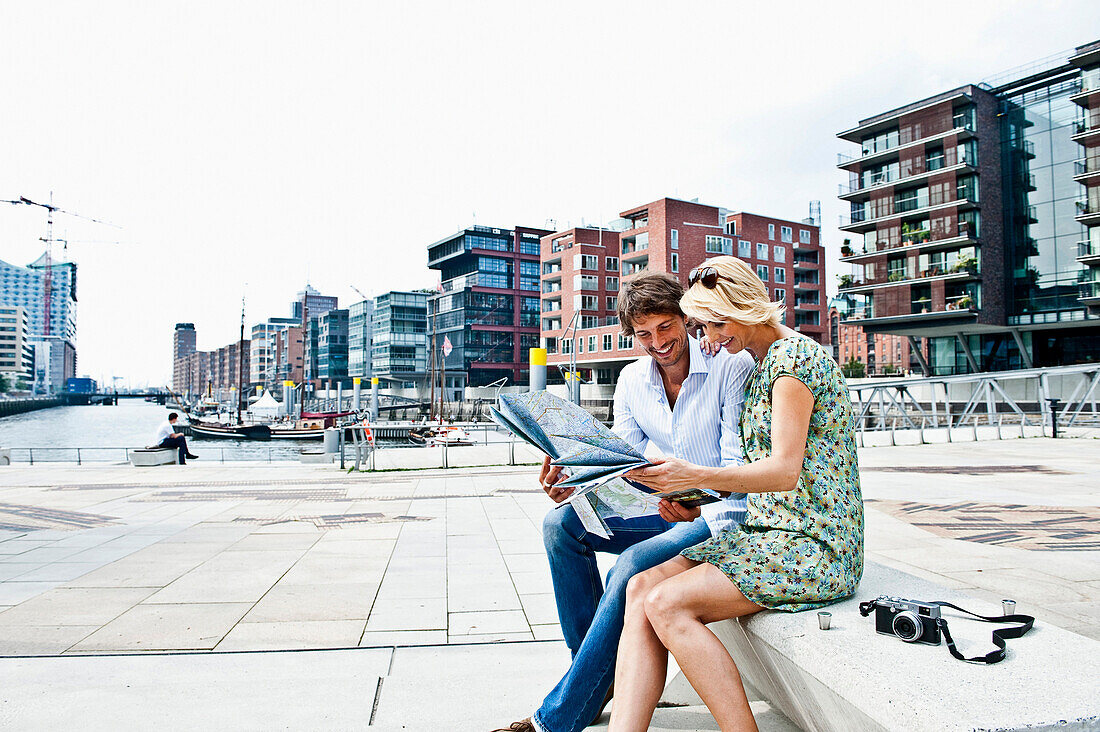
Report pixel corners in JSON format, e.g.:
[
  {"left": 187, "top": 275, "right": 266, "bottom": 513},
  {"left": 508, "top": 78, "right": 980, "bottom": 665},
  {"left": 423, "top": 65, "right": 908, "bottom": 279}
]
[
  {"left": 1046, "top": 398, "right": 1062, "bottom": 438},
  {"left": 353, "top": 377, "right": 361, "bottom": 412},
  {"left": 371, "top": 377, "right": 380, "bottom": 423},
  {"left": 529, "top": 348, "right": 547, "bottom": 392},
  {"left": 972, "top": 419, "right": 978, "bottom": 442}
]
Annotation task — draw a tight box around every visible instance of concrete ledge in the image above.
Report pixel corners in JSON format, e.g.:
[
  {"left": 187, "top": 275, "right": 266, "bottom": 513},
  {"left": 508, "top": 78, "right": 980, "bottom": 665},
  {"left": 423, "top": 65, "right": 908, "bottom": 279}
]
[
  {"left": 130, "top": 448, "right": 178, "bottom": 467},
  {"left": 299, "top": 449, "right": 333, "bottom": 464},
  {"left": 663, "top": 561, "right": 1100, "bottom": 732}
]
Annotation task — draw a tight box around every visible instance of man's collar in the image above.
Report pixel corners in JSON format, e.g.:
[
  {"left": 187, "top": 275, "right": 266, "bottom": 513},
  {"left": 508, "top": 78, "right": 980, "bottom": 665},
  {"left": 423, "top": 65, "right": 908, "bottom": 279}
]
[{"left": 647, "top": 335, "right": 708, "bottom": 390}]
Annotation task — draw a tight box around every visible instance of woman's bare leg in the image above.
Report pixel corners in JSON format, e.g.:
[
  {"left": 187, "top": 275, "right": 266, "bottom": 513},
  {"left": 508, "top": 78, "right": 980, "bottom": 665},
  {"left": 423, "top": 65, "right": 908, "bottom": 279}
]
[
  {"left": 642, "top": 562, "right": 764, "bottom": 731},
  {"left": 607, "top": 556, "right": 697, "bottom": 732}
]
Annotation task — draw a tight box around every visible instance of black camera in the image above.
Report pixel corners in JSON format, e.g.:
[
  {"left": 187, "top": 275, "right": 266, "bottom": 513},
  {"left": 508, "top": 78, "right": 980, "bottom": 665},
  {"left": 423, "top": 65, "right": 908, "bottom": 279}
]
[{"left": 868, "top": 596, "right": 941, "bottom": 645}]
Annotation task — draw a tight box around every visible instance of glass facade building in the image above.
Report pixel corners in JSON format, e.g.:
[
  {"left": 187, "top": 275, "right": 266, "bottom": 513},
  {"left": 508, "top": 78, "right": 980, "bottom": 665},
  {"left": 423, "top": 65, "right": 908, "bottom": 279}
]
[
  {"left": 837, "top": 41, "right": 1100, "bottom": 374},
  {"left": 371, "top": 291, "right": 428, "bottom": 388},
  {"left": 348, "top": 299, "right": 374, "bottom": 379},
  {"left": 427, "top": 224, "right": 550, "bottom": 389}
]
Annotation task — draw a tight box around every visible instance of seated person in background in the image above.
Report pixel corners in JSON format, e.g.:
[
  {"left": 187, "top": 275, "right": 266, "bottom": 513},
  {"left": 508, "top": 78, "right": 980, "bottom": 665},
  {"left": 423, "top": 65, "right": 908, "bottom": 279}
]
[
  {"left": 608, "top": 256, "right": 864, "bottom": 732},
  {"left": 152, "top": 412, "right": 198, "bottom": 464}
]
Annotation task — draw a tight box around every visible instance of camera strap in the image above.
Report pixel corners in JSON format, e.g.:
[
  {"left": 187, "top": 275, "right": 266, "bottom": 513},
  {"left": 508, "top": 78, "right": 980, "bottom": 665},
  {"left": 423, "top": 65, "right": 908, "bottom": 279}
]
[{"left": 930, "top": 602, "right": 1035, "bottom": 665}]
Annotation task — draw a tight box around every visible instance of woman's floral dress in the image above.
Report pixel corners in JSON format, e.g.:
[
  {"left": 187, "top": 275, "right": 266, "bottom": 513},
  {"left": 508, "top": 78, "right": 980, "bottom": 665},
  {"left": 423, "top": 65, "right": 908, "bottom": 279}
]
[{"left": 682, "top": 336, "right": 864, "bottom": 612}]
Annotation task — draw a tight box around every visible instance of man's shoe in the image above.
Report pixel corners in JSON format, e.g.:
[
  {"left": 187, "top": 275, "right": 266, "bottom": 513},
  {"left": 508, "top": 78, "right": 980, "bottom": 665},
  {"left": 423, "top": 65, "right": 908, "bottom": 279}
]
[
  {"left": 490, "top": 719, "right": 536, "bottom": 732},
  {"left": 185, "top": 454, "right": 199, "bottom": 460},
  {"left": 590, "top": 683, "right": 614, "bottom": 726}
]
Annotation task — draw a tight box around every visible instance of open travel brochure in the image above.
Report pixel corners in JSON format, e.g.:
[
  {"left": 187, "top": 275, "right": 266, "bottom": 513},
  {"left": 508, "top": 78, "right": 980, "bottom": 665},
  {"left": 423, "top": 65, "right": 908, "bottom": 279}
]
[{"left": 490, "top": 391, "right": 721, "bottom": 538}]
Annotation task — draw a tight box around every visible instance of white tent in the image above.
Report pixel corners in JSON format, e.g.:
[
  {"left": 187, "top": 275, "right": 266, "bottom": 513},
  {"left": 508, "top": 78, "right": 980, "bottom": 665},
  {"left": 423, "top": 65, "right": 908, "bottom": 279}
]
[{"left": 248, "top": 391, "right": 282, "bottom": 420}]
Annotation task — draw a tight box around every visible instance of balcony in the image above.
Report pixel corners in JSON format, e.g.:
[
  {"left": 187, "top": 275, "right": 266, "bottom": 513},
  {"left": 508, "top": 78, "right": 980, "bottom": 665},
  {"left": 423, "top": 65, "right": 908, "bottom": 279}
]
[
  {"left": 836, "top": 121, "right": 976, "bottom": 171},
  {"left": 1072, "top": 158, "right": 1100, "bottom": 183},
  {"left": 541, "top": 299, "right": 561, "bottom": 314},
  {"left": 792, "top": 254, "right": 819, "bottom": 271},
  {"left": 1070, "top": 78, "right": 1100, "bottom": 107},
  {"left": 1078, "top": 240, "right": 1100, "bottom": 266},
  {"left": 1071, "top": 118, "right": 1100, "bottom": 143},
  {"left": 542, "top": 281, "right": 561, "bottom": 294},
  {"left": 839, "top": 194, "right": 979, "bottom": 233},
  {"left": 1075, "top": 200, "right": 1100, "bottom": 226},
  {"left": 792, "top": 276, "right": 820, "bottom": 292},
  {"left": 838, "top": 262, "right": 979, "bottom": 293},
  {"left": 837, "top": 153, "right": 978, "bottom": 201},
  {"left": 840, "top": 228, "right": 979, "bottom": 263},
  {"left": 1079, "top": 280, "right": 1100, "bottom": 305}
]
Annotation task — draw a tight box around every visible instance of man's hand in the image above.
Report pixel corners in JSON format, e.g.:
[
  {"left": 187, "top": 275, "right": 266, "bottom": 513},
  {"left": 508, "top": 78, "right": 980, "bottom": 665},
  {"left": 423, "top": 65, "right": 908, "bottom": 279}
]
[
  {"left": 657, "top": 499, "right": 701, "bottom": 523},
  {"left": 539, "top": 456, "right": 573, "bottom": 503}
]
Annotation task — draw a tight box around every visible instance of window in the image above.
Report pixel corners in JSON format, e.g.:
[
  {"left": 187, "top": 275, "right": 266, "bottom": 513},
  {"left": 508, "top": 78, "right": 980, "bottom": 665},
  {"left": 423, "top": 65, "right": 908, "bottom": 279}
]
[
  {"left": 773, "top": 245, "right": 786, "bottom": 263},
  {"left": 575, "top": 254, "right": 599, "bottom": 270},
  {"left": 618, "top": 333, "right": 634, "bottom": 350},
  {"left": 561, "top": 338, "right": 572, "bottom": 354},
  {"left": 774, "top": 268, "right": 786, "bottom": 284},
  {"left": 756, "top": 242, "right": 769, "bottom": 260},
  {"left": 606, "top": 276, "right": 619, "bottom": 291},
  {"left": 580, "top": 315, "right": 599, "bottom": 329},
  {"left": 738, "top": 240, "right": 751, "bottom": 258},
  {"left": 606, "top": 256, "right": 618, "bottom": 272},
  {"left": 670, "top": 253, "right": 678, "bottom": 273},
  {"left": 775, "top": 288, "right": 786, "bottom": 301},
  {"left": 799, "top": 229, "right": 811, "bottom": 244},
  {"left": 575, "top": 294, "right": 598, "bottom": 310},
  {"left": 606, "top": 296, "right": 618, "bottom": 311},
  {"left": 670, "top": 229, "right": 679, "bottom": 250},
  {"left": 588, "top": 335, "right": 597, "bottom": 352},
  {"left": 756, "top": 264, "right": 769, "bottom": 281},
  {"left": 705, "top": 235, "right": 733, "bottom": 254},
  {"left": 727, "top": 219, "right": 737, "bottom": 236},
  {"left": 603, "top": 334, "right": 613, "bottom": 351},
  {"left": 578, "top": 337, "right": 584, "bottom": 353},
  {"left": 780, "top": 226, "right": 793, "bottom": 243},
  {"left": 768, "top": 224, "right": 775, "bottom": 240}
]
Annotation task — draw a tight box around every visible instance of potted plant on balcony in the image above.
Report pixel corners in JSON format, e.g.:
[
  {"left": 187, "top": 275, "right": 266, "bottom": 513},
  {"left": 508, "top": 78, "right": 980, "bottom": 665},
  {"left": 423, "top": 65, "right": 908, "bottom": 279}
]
[
  {"left": 841, "top": 243, "right": 854, "bottom": 257},
  {"left": 888, "top": 272, "right": 905, "bottom": 282},
  {"left": 913, "top": 297, "right": 931, "bottom": 313},
  {"left": 955, "top": 295, "right": 974, "bottom": 309},
  {"left": 838, "top": 274, "right": 853, "bottom": 288},
  {"left": 952, "top": 255, "right": 978, "bottom": 274}
]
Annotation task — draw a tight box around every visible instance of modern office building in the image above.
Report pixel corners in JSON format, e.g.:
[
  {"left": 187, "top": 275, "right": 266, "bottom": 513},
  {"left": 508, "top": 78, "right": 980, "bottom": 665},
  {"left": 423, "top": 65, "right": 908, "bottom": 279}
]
[
  {"left": 273, "top": 326, "right": 305, "bottom": 387},
  {"left": 0, "top": 254, "right": 78, "bottom": 393},
  {"left": 542, "top": 198, "right": 827, "bottom": 383},
  {"left": 0, "top": 306, "right": 34, "bottom": 385},
  {"left": 836, "top": 40, "right": 1100, "bottom": 375},
  {"left": 426, "top": 224, "right": 551, "bottom": 389},
  {"left": 249, "top": 317, "right": 299, "bottom": 390},
  {"left": 172, "top": 323, "right": 197, "bottom": 393},
  {"left": 315, "top": 308, "right": 350, "bottom": 386},
  {"left": 292, "top": 285, "right": 338, "bottom": 327},
  {"left": 348, "top": 299, "right": 375, "bottom": 379},
  {"left": 371, "top": 291, "right": 429, "bottom": 388}
]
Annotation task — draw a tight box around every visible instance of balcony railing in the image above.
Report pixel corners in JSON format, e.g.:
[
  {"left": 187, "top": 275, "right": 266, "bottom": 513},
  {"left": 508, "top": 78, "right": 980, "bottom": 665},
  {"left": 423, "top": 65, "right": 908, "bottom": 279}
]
[
  {"left": 440, "top": 273, "right": 479, "bottom": 292},
  {"left": 840, "top": 193, "right": 978, "bottom": 229},
  {"left": 1078, "top": 280, "right": 1100, "bottom": 301},
  {"left": 837, "top": 151, "right": 978, "bottom": 196},
  {"left": 839, "top": 262, "right": 979, "bottom": 291},
  {"left": 1080, "top": 240, "right": 1100, "bottom": 259},
  {"left": 542, "top": 282, "right": 561, "bottom": 293}
]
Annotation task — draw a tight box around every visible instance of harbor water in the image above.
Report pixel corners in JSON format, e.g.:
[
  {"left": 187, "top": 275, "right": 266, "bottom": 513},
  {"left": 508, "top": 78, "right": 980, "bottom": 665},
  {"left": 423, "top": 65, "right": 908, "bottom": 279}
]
[{"left": 0, "top": 399, "right": 512, "bottom": 463}]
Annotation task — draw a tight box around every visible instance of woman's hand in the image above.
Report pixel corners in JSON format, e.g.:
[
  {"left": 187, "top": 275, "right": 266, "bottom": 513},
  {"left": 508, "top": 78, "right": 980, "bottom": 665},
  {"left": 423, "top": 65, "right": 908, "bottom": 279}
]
[
  {"left": 625, "top": 458, "right": 709, "bottom": 495},
  {"left": 698, "top": 334, "right": 723, "bottom": 356},
  {"left": 657, "top": 499, "right": 701, "bottom": 523}
]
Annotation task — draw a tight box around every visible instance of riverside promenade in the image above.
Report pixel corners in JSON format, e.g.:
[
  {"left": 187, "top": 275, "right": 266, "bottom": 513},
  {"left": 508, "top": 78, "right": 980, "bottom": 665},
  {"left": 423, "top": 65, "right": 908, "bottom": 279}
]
[{"left": 0, "top": 435, "right": 1097, "bottom": 730}]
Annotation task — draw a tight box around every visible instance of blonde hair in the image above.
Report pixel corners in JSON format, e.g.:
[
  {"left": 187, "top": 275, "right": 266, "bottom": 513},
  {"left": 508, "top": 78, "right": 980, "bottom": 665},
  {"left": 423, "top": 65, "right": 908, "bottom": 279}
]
[{"left": 680, "top": 256, "right": 785, "bottom": 328}]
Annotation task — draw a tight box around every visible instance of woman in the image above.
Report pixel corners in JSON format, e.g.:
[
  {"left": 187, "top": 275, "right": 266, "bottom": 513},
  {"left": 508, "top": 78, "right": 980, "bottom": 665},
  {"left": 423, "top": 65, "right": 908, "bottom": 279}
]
[{"left": 608, "top": 256, "right": 863, "bottom": 732}]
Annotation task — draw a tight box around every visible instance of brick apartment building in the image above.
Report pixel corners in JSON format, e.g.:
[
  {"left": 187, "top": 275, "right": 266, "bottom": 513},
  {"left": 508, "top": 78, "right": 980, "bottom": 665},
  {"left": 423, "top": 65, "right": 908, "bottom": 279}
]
[
  {"left": 837, "top": 40, "right": 1100, "bottom": 375},
  {"left": 542, "top": 197, "right": 828, "bottom": 383}
]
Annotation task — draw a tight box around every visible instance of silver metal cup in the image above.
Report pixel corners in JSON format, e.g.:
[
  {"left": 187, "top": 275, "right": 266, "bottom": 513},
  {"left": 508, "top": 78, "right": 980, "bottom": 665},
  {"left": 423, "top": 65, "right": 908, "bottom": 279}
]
[
  {"left": 1002, "top": 599, "right": 1016, "bottom": 615},
  {"left": 818, "top": 611, "right": 832, "bottom": 630}
]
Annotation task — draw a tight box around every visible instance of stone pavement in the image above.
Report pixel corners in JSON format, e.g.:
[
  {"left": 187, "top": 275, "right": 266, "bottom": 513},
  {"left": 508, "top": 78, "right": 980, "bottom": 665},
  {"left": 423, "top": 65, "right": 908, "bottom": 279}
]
[{"left": 0, "top": 436, "right": 1096, "bottom": 730}]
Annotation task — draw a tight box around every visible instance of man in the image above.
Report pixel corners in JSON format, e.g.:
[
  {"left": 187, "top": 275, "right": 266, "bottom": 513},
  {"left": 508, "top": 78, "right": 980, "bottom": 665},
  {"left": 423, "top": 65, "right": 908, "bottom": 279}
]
[
  {"left": 152, "top": 412, "right": 198, "bottom": 464},
  {"left": 495, "top": 273, "right": 754, "bottom": 732}
]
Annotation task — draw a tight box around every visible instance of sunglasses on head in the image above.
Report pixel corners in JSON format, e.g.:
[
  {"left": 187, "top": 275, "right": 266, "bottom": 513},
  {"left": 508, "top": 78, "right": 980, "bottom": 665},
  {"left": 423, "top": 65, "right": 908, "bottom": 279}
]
[{"left": 688, "top": 266, "right": 737, "bottom": 289}]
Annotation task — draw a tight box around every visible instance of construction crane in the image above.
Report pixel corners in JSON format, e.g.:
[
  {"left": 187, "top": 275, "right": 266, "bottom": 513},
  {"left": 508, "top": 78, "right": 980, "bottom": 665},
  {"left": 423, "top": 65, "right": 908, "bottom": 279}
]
[
  {"left": 350, "top": 285, "right": 371, "bottom": 302},
  {"left": 2, "top": 193, "right": 120, "bottom": 337}
]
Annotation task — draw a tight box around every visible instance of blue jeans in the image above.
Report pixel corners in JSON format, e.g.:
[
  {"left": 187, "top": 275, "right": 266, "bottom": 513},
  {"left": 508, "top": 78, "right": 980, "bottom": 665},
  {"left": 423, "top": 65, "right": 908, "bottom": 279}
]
[{"left": 534, "top": 505, "right": 711, "bottom": 732}]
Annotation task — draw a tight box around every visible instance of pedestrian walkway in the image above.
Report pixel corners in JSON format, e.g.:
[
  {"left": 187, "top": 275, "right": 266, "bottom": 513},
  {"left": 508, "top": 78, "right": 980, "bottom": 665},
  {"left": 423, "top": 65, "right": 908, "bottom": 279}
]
[{"left": 0, "top": 437, "right": 1096, "bottom": 729}]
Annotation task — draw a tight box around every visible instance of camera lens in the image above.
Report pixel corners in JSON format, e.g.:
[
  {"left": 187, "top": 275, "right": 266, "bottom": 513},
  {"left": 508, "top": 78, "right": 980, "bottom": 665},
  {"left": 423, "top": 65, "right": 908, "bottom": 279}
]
[{"left": 892, "top": 611, "right": 921, "bottom": 642}]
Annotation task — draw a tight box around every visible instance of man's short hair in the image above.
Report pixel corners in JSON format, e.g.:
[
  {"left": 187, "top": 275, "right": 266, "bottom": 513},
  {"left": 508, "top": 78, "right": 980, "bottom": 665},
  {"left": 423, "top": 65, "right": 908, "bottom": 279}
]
[
  {"left": 168, "top": 412, "right": 178, "bottom": 421},
  {"left": 617, "top": 273, "right": 686, "bottom": 337}
]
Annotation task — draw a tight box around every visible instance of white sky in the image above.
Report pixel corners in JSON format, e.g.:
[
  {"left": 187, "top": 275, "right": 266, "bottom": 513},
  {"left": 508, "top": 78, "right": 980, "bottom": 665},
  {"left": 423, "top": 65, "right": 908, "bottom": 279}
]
[{"left": 2, "top": 1, "right": 1098, "bottom": 388}]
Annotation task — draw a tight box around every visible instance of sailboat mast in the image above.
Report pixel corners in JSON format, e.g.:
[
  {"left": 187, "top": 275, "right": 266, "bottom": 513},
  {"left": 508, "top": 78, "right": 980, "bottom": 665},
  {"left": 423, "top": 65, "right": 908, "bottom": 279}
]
[{"left": 237, "top": 296, "right": 246, "bottom": 425}]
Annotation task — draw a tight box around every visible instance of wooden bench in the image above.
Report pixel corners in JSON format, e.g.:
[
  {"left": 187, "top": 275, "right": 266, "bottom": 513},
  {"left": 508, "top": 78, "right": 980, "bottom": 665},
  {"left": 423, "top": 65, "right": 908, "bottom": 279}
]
[
  {"left": 660, "top": 561, "right": 1100, "bottom": 731},
  {"left": 130, "top": 448, "right": 178, "bottom": 466}
]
